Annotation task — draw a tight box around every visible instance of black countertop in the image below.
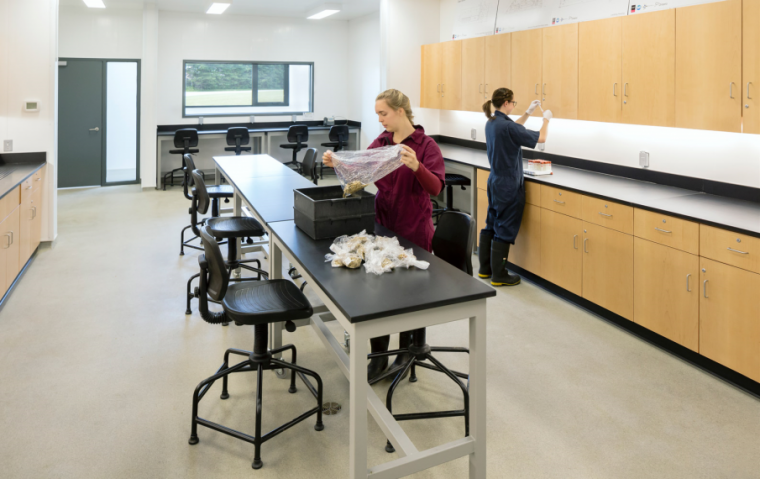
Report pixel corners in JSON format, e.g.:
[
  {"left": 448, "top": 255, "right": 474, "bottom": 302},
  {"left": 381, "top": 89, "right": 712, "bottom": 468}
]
[
  {"left": 0, "top": 153, "right": 46, "bottom": 202},
  {"left": 268, "top": 221, "right": 496, "bottom": 323},
  {"left": 438, "top": 143, "right": 760, "bottom": 238},
  {"left": 157, "top": 120, "right": 361, "bottom": 137}
]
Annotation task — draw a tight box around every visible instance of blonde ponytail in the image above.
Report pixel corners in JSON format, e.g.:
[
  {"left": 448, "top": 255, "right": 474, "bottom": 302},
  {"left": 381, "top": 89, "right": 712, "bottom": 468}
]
[{"left": 376, "top": 89, "right": 414, "bottom": 125}]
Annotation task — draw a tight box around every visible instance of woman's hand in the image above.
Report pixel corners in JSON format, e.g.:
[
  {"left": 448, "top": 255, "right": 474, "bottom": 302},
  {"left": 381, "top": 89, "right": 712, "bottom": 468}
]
[
  {"left": 399, "top": 145, "right": 420, "bottom": 172},
  {"left": 322, "top": 151, "right": 334, "bottom": 168}
]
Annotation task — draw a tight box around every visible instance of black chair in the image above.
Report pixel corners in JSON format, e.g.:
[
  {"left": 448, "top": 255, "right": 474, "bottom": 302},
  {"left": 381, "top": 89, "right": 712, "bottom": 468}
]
[
  {"left": 189, "top": 225, "right": 324, "bottom": 470},
  {"left": 185, "top": 169, "right": 267, "bottom": 315},
  {"left": 368, "top": 211, "right": 474, "bottom": 454},
  {"left": 164, "top": 129, "right": 199, "bottom": 190},
  {"left": 432, "top": 174, "right": 470, "bottom": 222},
  {"left": 301, "top": 148, "right": 319, "bottom": 185},
  {"left": 224, "top": 127, "right": 252, "bottom": 155},
  {"left": 319, "top": 125, "right": 349, "bottom": 179},
  {"left": 280, "top": 125, "right": 309, "bottom": 173},
  {"left": 180, "top": 155, "right": 234, "bottom": 255}
]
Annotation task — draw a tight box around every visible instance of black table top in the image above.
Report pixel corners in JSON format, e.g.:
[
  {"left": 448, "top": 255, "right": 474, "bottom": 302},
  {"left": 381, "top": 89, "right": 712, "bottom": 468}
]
[
  {"left": 233, "top": 174, "right": 316, "bottom": 224},
  {"left": 268, "top": 221, "right": 496, "bottom": 323},
  {"left": 0, "top": 161, "right": 45, "bottom": 202},
  {"left": 438, "top": 143, "right": 760, "bottom": 237},
  {"left": 157, "top": 125, "right": 359, "bottom": 137}
]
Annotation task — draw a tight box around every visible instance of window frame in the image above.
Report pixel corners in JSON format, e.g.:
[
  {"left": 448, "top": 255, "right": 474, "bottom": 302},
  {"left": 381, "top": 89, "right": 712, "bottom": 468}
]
[{"left": 182, "top": 60, "right": 314, "bottom": 118}]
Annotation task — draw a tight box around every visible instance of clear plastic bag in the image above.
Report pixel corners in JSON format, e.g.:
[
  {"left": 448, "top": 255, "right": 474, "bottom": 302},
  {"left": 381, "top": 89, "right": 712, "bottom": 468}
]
[
  {"left": 330, "top": 145, "right": 404, "bottom": 196},
  {"left": 324, "top": 230, "right": 429, "bottom": 276}
]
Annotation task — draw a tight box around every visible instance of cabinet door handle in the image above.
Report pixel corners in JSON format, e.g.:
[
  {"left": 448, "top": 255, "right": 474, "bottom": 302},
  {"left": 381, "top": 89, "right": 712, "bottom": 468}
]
[
  {"left": 9, "top": 231, "right": 13, "bottom": 245},
  {"left": 32, "top": 206, "right": 37, "bottom": 219},
  {"left": 485, "top": 83, "right": 489, "bottom": 95},
  {"left": 584, "top": 238, "right": 589, "bottom": 253},
  {"left": 554, "top": 199, "right": 565, "bottom": 205},
  {"left": 35, "top": 177, "right": 41, "bottom": 182},
  {"left": 441, "top": 83, "right": 444, "bottom": 97},
  {"left": 730, "top": 82, "right": 735, "bottom": 99},
  {"left": 27, "top": 185, "right": 32, "bottom": 190},
  {"left": 654, "top": 227, "right": 672, "bottom": 234},
  {"left": 613, "top": 83, "right": 617, "bottom": 96},
  {"left": 748, "top": 82, "right": 753, "bottom": 100},
  {"left": 686, "top": 274, "right": 691, "bottom": 292},
  {"left": 598, "top": 212, "right": 612, "bottom": 217},
  {"left": 703, "top": 279, "right": 708, "bottom": 298},
  {"left": 542, "top": 83, "right": 546, "bottom": 95},
  {"left": 535, "top": 84, "right": 539, "bottom": 95},
  {"left": 573, "top": 234, "right": 578, "bottom": 249},
  {"left": 727, "top": 247, "right": 748, "bottom": 255},
  {"left": 2, "top": 233, "right": 10, "bottom": 249},
  {"left": 624, "top": 83, "right": 628, "bottom": 97}
]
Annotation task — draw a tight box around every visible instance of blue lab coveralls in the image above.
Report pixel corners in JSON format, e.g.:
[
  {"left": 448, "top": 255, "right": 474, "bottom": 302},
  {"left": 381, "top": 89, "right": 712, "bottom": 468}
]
[{"left": 483, "top": 110, "right": 540, "bottom": 244}]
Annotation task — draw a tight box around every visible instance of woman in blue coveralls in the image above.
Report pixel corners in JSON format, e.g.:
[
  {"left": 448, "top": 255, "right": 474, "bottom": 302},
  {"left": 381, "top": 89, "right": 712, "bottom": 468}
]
[{"left": 478, "top": 88, "right": 551, "bottom": 286}]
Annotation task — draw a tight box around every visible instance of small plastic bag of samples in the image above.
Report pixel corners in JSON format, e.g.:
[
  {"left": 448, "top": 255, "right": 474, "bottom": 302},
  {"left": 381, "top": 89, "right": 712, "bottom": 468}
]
[{"left": 330, "top": 145, "right": 404, "bottom": 197}]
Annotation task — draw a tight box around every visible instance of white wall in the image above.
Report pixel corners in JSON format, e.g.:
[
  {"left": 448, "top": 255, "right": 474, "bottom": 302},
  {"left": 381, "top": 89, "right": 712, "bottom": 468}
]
[
  {"left": 0, "top": 0, "right": 58, "bottom": 241},
  {"left": 348, "top": 12, "right": 382, "bottom": 148},
  {"left": 58, "top": 6, "right": 143, "bottom": 60},
  {"left": 436, "top": 0, "right": 760, "bottom": 189}
]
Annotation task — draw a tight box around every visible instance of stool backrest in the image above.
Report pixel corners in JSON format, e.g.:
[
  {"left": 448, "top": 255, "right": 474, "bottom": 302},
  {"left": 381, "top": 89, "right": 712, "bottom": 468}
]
[
  {"left": 432, "top": 211, "right": 474, "bottom": 275},
  {"left": 182, "top": 154, "right": 198, "bottom": 200},
  {"left": 287, "top": 125, "right": 309, "bottom": 144},
  {"left": 190, "top": 169, "right": 211, "bottom": 215},
  {"left": 226, "top": 127, "right": 250, "bottom": 147},
  {"left": 199, "top": 225, "right": 230, "bottom": 302},
  {"left": 329, "top": 125, "right": 349, "bottom": 144},
  {"left": 301, "top": 148, "right": 318, "bottom": 184},
  {"left": 173, "top": 128, "right": 199, "bottom": 149}
]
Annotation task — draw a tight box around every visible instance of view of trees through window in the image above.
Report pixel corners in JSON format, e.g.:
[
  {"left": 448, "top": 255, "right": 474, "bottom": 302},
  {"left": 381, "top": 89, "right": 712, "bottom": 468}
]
[{"left": 185, "top": 62, "right": 287, "bottom": 107}]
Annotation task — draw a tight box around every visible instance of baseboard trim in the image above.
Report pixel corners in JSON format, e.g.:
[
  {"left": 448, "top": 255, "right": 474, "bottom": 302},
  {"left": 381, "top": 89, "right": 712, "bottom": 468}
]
[{"left": 507, "top": 261, "right": 760, "bottom": 399}]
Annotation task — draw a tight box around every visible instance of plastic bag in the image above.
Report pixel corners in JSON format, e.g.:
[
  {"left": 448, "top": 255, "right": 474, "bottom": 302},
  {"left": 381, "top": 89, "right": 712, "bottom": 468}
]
[
  {"left": 330, "top": 145, "right": 404, "bottom": 196},
  {"left": 324, "top": 230, "right": 429, "bottom": 276}
]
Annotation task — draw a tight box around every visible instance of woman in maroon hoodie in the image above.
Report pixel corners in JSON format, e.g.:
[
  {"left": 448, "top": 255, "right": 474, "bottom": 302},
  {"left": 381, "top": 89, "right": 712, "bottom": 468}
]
[{"left": 323, "top": 89, "right": 445, "bottom": 381}]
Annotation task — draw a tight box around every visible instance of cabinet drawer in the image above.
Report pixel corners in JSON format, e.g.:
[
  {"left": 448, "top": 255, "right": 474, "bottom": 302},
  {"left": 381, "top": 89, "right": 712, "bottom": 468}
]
[
  {"left": 581, "top": 196, "right": 633, "bottom": 234},
  {"left": 700, "top": 225, "right": 760, "bottom": 274},
  {"left": 476, "top": 169, "right": 489, "bottom": 191},
  {"left": 633, "top": 208, "right": 699, "bottom": 254},
  {"left": 525, "top": 180, "right": 540, "bottom": 206},
  {"left": 541, "top": 185, "right": 582, "bottom": 218},
  {"left": 32, "top": 165, "right": 45, "bottom": 191},
  {"left": 0, "top": 186, "right": 20, "bottom": 223},
  {"left": 20, "top": 176, "right": 34, "bottom": 201}
]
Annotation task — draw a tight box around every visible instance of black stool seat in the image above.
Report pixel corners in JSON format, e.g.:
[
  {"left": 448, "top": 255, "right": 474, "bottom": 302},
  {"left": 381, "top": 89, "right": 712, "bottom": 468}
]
[
  {"left": 445, "top": 173, "right": 471, "bottom": 186},
  {"left": 223, "top": 280, "right": 313, "bottom": 326},
  {"left": 206, "top": 216, "right": 265, "bottom": 239},
  {"left": 225, "top": 146, "right": 251, "bottom": 153},
  {"left": 207, "top": 184, "right": 234, "bottom": 198},
  {"left": 170, "top": 148, "right": 199, "bottom": 154},
  {"left": 280, "top": 143, "right": 306, "bottom": 149}
]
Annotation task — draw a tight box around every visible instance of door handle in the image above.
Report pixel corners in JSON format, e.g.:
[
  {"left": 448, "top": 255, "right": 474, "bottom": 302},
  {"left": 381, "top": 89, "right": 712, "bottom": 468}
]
[
  {"left": 747, "top": 82, "right": 753, "bottom": 100},
  {"left": 686, "top": 274, "right": 691, "bottom": 292},
  {"left": 624, "top": 83, "right": 628, "bottom": 97},
  {"left": 89, "top": 127, "right": 100, "bottom": 132},
  {"left": 554, "top": 199, "right": 565, "bottom": 205},
  {"left": 584, "top": 238, "right": 589, "bottom": 253},
  {"left": 703, "top": 279, "right": 708, "bottom": 298},
  {"left": 730, "top": 82, "right": 735, "bottom": 99},
  {"left": 535, "top": 84, "right": 539, "bottom": 95},
  {"left": 655, "top": 227, "right": 672, "bottom": 234},
  {"left": 727, "top": 247, "right": 748, "bottom": 255},
  {"left": 8, "top": 231, "right": 13, "bottom": 245},
  {"left": 598, "top": 212, "right": 612, "bottom": 217},
  {"left": 542, "top": 83, "right": 546, "bottom": 95},
  {"left": 485, "top": 83, "right": 489, "bottom": 95},
  {"left": 573, "top": 234, "right": 578, "bottom": 249},
  {"left": 441, "top": 84, "right": 444, "bottom": 98},
  {"left": 2, "top": 233, "right": 9, "bottom": 249},
  {"left": 31, "top": 206, "right": 37, "bottom": 220},
  {"left": 613, "top": 83, "right": 617, "bottom": 96}
]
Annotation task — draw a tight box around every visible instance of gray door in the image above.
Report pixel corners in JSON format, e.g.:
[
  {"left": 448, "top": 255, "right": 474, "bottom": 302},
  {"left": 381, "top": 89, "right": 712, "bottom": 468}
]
[{"left": 58, "top": 59, "right": 103, "bottom": 188}]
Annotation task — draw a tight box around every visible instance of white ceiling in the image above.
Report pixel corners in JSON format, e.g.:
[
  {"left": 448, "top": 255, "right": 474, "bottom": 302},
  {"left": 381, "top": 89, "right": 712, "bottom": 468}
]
[{"left": 59, "top": 0, "right": 380, "bottom": 20}]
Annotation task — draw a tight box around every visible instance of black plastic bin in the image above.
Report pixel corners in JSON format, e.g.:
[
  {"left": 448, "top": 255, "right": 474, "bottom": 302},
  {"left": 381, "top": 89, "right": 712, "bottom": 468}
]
[{"left": 294, "top": 186, "right": 376, "bottom": 240}]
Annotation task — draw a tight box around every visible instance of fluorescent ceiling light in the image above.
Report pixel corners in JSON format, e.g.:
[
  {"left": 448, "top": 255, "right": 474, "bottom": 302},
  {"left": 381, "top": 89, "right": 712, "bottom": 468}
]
[
  {"left": 307, "top": 3, "right": 341, "bottom": 19},
  {"left": 207, "top": 3, "right": 231, "bottom": 14},
  {"left": 83, "top": 0, "right": 105, "bottom": 8}
]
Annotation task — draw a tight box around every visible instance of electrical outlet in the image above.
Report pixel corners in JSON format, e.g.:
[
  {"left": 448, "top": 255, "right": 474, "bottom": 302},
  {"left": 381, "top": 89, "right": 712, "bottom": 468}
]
[
  {"left": 3, "top": 140, "right": 12, "bottom": 152},
  {"left": 471, "top": 129, "right": 477, "bottom": 140},
  {"left": 537, "top": 143, "right": 545, "bottom": 151},
  {"left": 639, "top": 151, "right": 650, "bottom": 168}
]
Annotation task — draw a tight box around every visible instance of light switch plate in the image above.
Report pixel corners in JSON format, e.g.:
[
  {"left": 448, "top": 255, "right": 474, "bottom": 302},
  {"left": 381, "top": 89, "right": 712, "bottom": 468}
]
[
  {"left": 471, "top": 128, "right": 477, "bottom": 140},
  {"left": 3, "top": 140, "right": 12, "bottom": 152},
  {"left": 639, "top": 151, "right": 649, "bottom": 168}
]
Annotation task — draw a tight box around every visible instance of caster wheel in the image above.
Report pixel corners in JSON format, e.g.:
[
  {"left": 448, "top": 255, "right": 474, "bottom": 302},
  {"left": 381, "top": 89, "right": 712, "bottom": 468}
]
[
  {"left": 188, "top": 436, "right": 199, "bottom": 445},
  {"left": 252, "top": 460, "right": 263, "bottom": 470},
  {"left": 385, "top": 443, "right": 395, "bottom": 453},
  {"left": 220, "top": 392, "right": 229, "bottom": 400},
  {"left": 314, "top": 423, "right": 324, "bottom": 431}
]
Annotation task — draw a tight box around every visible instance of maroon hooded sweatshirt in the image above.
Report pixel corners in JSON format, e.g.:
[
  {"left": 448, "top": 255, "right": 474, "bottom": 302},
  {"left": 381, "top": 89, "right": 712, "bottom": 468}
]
[{"left": 368, "top": 126, "right": 445, "bottom": 252}]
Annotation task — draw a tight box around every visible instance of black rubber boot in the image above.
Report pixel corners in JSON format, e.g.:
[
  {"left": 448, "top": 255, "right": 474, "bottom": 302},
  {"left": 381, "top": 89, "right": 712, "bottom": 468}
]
[
  {"left": 368, "top": 335, "right": 390, "bottom": 381},
  {"left": 490, "top": 241, "right": 521, "bottom": 286},
  {"left": 478, "top": 231, "right": 494, "bottom": 278},
  {"left": 386, "top": 331, "right": 413, "bottom": 380}
]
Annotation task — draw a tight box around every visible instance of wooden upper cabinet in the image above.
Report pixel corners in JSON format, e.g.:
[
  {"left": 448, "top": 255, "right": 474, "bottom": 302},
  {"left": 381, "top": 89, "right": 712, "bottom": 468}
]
[
  {"left": 622, "top": 10, "right": 675, "bottom": 127},
  {"left": 579, "top": 17, "right": 622, "bottom": 123},
  {"left": 441, "top": 40, "right": 463, "bottom": 111},
  {"left": 744, "top": 0, "right": 760, "bottom": 134},
  {"left": 462, "top": 37, "right": 486, "bottom": 113},
  {"left": 421, "top": 43, "right": 442, "bottom": 109},
  {"left": 485, "top": 33, "right": 511, "bottom": 102},
  {"left": 675, "top": 0, "right": 742, "bottom": 132},
  {"left": 511, "top": 29, "right": 542, "bottom": 117},
  {"left": 542, "top": 24, "right": 578, "bottom": 120}
]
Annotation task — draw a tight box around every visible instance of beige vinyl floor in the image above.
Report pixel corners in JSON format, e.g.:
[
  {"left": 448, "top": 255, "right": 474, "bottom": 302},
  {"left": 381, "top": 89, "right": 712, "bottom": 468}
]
[{"left": 0, "top": 183, "right": 759, "bottom": 479}]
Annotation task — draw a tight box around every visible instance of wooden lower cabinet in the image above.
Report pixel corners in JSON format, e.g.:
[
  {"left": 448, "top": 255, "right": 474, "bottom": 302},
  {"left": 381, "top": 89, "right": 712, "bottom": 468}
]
[
  {"left": 633, "top": 238, "right": 699, "bottom": 351},
  {"left": 476, "top": 188, "right": 488, "bottom": 247},
  {"left": 700, "top": 257, "right": 760, "bottom": 382},
  {"left": 582, "top": 222, "right": 634, "bottom": 319},
  {"left": 1, "top": 206, "right": 21, "bottom": 297},
  {"left": 509, "top": 204, "right": 541, "bottom": 275},
  {"left": 30, "top": 186, "right": 42, "bottom": 253},
  {"left": 19, "top": 194, "right": 33, "bottom": 266},
  {"left": 540, "top": 209, "right": 583, "bottom": 295}
]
